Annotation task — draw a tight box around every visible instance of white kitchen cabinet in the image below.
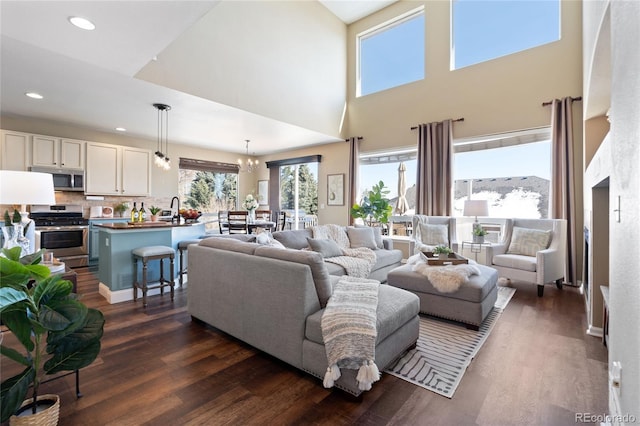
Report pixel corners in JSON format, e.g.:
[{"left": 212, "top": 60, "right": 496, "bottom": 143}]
[
  {"left": 85, "top": 142, "right": 151, "bottom": 196},
  {"left": 1, "top": 130, "right": 30, "bottom": 171},
  {"left": 32, "top": 136, "right": 85, "bottom": 169}
]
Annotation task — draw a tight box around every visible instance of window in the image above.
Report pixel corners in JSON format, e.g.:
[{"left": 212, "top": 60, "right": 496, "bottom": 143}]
[
  {"left": 357, "top": 7, "right": 425, "bottom": 97},
  {"left": 453, "top": 128, "right": 551, "bottom": 219},
  {"left": 451, "top": 0, "right": 560, "bottom": 70},
  {"left": 280, "top": 163, "right": 318, "bottom": 229},
  {"left": 358, "top": 148, "right": 418, "bottom": 215},
  {"left": 178, "top": 158, "right": 239, "bottom": 232}
]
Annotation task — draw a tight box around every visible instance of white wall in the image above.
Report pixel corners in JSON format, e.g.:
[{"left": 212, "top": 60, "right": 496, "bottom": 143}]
[
  {"left": 609, "top": 0, "right": 640, "bottom": 419},
  {"left": 136, "top": 0, "right": 347, "bottom": 139}
]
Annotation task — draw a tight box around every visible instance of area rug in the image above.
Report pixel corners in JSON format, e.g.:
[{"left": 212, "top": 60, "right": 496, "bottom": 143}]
[{"left": 385, "top": 286, "right": 516, "bottom": 398}]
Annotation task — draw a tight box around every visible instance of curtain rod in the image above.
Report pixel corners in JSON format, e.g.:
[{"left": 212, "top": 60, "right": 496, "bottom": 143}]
[
  {"left": 344, "top": 136, "right": 364, "bottom": 142},
  {"left": 410, "top": 117, "right": 464, "bottom": 130},
  {"left": 542, "top": 96, "right": 582, "bottom": 107}
]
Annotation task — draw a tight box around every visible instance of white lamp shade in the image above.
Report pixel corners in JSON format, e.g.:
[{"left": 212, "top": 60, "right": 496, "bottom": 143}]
[
  {"left": 463, "top": 199, "right": 489, "bottom": 217},
  {"left": 0, "top": 171, "right": 56, "bottom": 206}
]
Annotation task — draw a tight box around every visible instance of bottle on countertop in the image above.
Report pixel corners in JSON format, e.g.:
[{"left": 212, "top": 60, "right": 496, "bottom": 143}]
[
  {"left": 139, "top": 202, "right": 146, "bottom": 222},
  {"left": 131, "top": 202, "right": 138, "bottom": 222}
]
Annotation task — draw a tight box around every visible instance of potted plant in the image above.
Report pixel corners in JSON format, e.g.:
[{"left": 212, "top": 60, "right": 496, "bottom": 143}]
[
  {"left": 472, "top": 226, "right": 488, "bottom": 243},
  {"left": 350, "top": 181, "right": 393, "bottom": 228},
  {"left": 148, "top": 206, "right": 162, "bottom": 222},
  {"left": 0, "top": 247, "right": 105, "bottom": 424},
  {"left": 433, "top": 245, "right": 453, "bottom": 259},
  {"left": 114, "top": 202, "right": 129, "bottom": 218}
]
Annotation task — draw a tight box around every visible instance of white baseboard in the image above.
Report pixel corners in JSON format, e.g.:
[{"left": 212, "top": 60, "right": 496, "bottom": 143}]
[
  {"left": 98, "top": 281, "right": 177, "bottom": 304},
  {"left": 587, "top": 324, "right": 604, "bottom": 338}
]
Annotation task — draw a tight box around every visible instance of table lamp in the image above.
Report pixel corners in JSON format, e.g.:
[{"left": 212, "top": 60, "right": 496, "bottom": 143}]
[
  {"left": 0, "top": 170, "right": 56, "bottom": 253},
  {"left": 463, "top": 199, "right": 489, "bottom": 230}
]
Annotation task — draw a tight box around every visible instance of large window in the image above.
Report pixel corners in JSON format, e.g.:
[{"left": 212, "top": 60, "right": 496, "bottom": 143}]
[
  {"left": 451, "top": 0, "right": 560, "bottom": 69},
  {"left": 358, "top": 149, "right": 418, "bottom": 215},
  {"left": 453, "top": 129, "right": 551, "bottom": 219},
  {"left": 357, "top": 7, "right": 424, "bottom": 97},
  {"left": 178, "top": 158, "right": 239, "bottom": 231}
]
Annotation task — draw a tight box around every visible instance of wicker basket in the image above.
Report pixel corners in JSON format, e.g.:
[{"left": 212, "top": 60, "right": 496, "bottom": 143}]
[{"left": 10, "top": 394, "right": 60, "bottom": 426}]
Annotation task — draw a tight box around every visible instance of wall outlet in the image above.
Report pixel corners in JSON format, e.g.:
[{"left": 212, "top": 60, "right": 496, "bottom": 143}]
[
  {"left": 105, "top": 237, "right": 109, "bottom": 247},
  {"left": 610, "top": 361, "right": 621, "bottom": 394}
]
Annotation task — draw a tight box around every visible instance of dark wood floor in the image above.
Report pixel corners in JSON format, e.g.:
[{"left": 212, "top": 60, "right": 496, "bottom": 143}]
[{"left": 3, "top": 267, "right": 608, "bottom": 425}]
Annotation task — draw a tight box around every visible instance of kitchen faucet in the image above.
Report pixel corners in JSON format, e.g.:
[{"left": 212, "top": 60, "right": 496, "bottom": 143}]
[{"left": 170, "top": 196, "right": 180, "bottom": 223}]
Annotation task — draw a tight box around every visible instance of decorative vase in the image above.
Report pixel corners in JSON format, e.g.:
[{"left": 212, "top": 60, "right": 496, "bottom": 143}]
[
  {"left": 2, "top": 224, "right": 30, "bottom": 256},
  {"left": 473, "top": 235, "right": 484, "bottom": 244},
  {"left": 10, "top": 394, "right": 60, "bottom": 426},
  {"left": 150, "top": 214, "right": 158, "bottom": 222},
  {"left": 248, "top": 209, "right": 255, "bottom": 223},
  {"left": 438, "top": 253, "right": 449, "bottom": 260}
]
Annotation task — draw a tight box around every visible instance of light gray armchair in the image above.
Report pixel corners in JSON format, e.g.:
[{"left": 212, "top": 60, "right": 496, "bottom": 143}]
[
  {"left": 411, "top": 215, "right": 458, "bottom": 254},
  {"left": 485, "top": 218, "right": 567, "bottom": 297}
]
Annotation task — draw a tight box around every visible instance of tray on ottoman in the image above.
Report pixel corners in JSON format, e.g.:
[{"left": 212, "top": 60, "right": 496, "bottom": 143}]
[{"left": 423, "top": 252, "right": 469, "bottom": 266}]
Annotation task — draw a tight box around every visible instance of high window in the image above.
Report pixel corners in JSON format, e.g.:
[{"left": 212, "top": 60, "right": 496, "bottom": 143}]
[
  {"left": 357, "top": 7, "right": 425, "bottom": 97},
  {"left": 453, "top": 128, "right": 551, "bottom": 219},
  {"left": 451, "top": 0, "right": 560, "bottom": 69},
  {"left": 178, "top": 158, "right": 239, "bottom": 232}
]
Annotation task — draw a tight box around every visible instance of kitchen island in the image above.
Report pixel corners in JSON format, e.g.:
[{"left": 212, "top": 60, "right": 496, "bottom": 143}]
[{"left": 96, "top": 221, "right": 205, "bottom": 303}]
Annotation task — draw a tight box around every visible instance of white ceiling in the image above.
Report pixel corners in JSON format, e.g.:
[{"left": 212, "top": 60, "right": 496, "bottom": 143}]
[{"left": 0, "top": 1, "right": 395, "bottom": 156}]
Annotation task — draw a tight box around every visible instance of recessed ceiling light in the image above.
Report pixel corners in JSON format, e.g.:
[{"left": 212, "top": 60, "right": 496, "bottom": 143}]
[
  {"left": 25, "top": 92, "right": 43, "bottom": 100},
  {"left": 68, "top": 16, "right": 95, "bottom": 31},
  {"left": 115, "top": 127, "right": 126, "bottom": 132}
]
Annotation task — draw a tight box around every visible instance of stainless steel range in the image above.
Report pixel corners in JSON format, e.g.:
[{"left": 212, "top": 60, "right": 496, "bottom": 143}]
[{"left": 31, "top": 205, "right": 89, "bottom": 268}]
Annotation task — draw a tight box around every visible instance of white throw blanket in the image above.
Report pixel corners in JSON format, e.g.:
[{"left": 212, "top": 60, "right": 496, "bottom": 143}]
[
  {"left": 313, "top": 225, "right": 377, "bottom": 278},
  {"left": 321, "top": 276, "right": 380, "bottom": 391},
  {"left": 407, "top": 253, "right": 481, "bottom": 293}
]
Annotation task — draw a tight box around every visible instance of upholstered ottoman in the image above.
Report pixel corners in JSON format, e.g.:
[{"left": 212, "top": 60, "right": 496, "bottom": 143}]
[{"left": 387, "top": 263, "right": 498, "bottom": 329}]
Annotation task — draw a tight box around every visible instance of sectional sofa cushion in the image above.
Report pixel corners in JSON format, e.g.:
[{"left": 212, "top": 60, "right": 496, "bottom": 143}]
[
  {"left": 273, "top": 228, "right": 314, "bottom": 249},
  {"left": 346, "top": 226, "right": 378, "bottom": 250},
  {"left": 507, "top": 226, "right": 552, "bottom": 257},
  {"left": 255, "top": 246, "right": 334, "bottom": 308},
  {"left": 304, "top": 284, "right": 419, "bottom": 345},
  {"left": 307, "top": 237, "right": 343, "bottom": 258},
  {"left": 199, "top": 236, "right": 258, "bottom": 255}
]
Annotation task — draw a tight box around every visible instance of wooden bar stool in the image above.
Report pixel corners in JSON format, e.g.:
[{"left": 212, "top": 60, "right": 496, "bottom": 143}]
[
  {"left": 177, "top": 239, "right": 202, "bottom": 287},
  {"left": 132, "top": 245, "right": 175, "bottom": 307}
]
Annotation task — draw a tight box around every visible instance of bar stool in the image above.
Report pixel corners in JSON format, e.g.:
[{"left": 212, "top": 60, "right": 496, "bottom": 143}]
[
  {"left": 132, "top": 245, "right": 175, "bottom": 307},
  {"left": 177, "top": 239, "right": 202, "bottom": 287}
]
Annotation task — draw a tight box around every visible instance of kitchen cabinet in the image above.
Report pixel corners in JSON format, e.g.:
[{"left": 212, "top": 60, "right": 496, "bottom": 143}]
[
  {"left": 85, "top": 142, "right": 151, "bottom": 196},
  {"left": 32, "top": 136, "right": 85, "bottom": 169},
  {"left": 1, "top": 130, "right": 30, "bottom": 171}
]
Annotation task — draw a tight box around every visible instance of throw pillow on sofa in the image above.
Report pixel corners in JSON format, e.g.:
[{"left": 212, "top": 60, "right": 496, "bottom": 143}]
[
  {"left": 346, "top": 226, "right": 378, "bottom": 250},
  {"left": 507, "top": 226, "right": 552, "bottom": 257},
  {"left": 418, "top": 222, "right": 449, "bottom": 246},
  {"left": 255, "top": 231, "right": 286, "bottom": 249},
  {"left": 307, "top": 237, "right": 344, "bottom": 258}
]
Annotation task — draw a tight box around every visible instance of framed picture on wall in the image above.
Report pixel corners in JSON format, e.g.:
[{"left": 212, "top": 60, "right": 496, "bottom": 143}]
[
  {"left": 258, "top": 180, "right": 269, "bottom": 205},
  {"left": 327, "top": 174, "right": 344, "bottom": 206}
]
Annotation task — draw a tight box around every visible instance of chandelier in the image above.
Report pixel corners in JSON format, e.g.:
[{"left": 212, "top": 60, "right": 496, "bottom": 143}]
[
  {"left": 153, "top": 103, "right": 171, "bottom": 171},
  {"left": 238, "top": 139, "right": 259, "bottom": 173}
]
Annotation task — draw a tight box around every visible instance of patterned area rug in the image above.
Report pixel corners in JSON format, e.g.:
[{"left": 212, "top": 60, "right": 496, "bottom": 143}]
[{"left": 385, "top": 286, "right": 516, "bottom": 398}]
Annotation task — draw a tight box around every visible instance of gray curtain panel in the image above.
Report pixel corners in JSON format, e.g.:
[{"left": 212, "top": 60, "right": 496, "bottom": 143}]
[
  {"left": 415, "top": 120, "right": 453, "bottom": 216},
  {"left": 550, "top": 97, "right": 577, "bottom": 286},
  {"left": 347, "top": 137, "right": 360, "bottom": 224}
]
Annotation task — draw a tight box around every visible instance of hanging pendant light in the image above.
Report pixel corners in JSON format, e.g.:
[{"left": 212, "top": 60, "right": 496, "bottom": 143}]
[
  {"left": 237, "top": 139, "right": 258, "bottom": 173},
  {"left": 153, "top": 103, "right": 171, "bottom": 170}
]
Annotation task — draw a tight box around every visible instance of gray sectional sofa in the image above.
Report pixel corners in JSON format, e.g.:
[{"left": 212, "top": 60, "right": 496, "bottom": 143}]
[{"left": 187, "top": 232, "right": 419, "bottom": 396}]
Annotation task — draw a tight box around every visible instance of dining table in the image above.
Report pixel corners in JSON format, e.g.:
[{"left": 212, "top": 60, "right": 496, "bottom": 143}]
[{"left": 247, "top": 220, "right": 276, "bottom": 234}]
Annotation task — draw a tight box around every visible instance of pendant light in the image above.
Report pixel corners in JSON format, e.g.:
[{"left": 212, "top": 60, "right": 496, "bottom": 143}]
[
  {"left": 153, "top": 103, "right": 171, "bottom": 171},
  {"left": 237, "top": 139, "right": 258, "bottom": 173}
]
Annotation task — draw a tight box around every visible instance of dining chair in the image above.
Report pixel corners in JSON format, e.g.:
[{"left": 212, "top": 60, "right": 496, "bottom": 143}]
[
  {"left": 276, "top": 211, "right": 287, "bottom": 231},
  {"left": 256, "top": 209, "right": 272, "bottom": 222},
  {"left": 227, "top": 211, "right": 249, "bottom": 234},
  {"left": 218, "top": 211, "right": 229, "bottom": 234}
]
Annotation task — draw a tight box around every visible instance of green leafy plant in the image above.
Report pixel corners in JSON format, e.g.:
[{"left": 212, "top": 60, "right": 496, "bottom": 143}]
[
  {"left": 472, "top": 227, "right": 488, "bottom": 236},
  {"left": 432, "top": 245, "right": 453, "bottom": 255},
  {"left": 114, "top": 202, "right": 129, "bottom": 215},
  {"left": 148, "top": 206, "right": 162, "bottom": 215},
  {"left": 350, "top": 181, "right": 393, "bottom": 226},
  {"left": 0, "top": 247, "right": 105, "bottom": 422}
]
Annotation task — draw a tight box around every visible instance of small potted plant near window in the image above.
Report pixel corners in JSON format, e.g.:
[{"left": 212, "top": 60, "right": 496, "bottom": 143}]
[
  {"left": 350, "top": 181, "right": 393, "bottom": 228},
  {"left": 433, "top": 245, "right": 453, "bottom": 259},
  {"left": 0, "top": 247, "right": 105, "bottom": 425},
  {"left": 148, "top": 206, "right": 162, "bottom": 222},
  {"left": 472, "top": 226, "right": 488, "bottom": 243}
]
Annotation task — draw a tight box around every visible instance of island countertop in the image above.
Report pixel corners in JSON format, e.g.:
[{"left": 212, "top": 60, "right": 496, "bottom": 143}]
[{"left": 95, "top": 221, "right": 199, "bottom": 230}]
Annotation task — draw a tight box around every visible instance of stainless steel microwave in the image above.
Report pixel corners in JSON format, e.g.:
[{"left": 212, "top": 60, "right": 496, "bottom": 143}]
[{"left": 30, "top": 167, "right": 85, "bottom": 192}]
